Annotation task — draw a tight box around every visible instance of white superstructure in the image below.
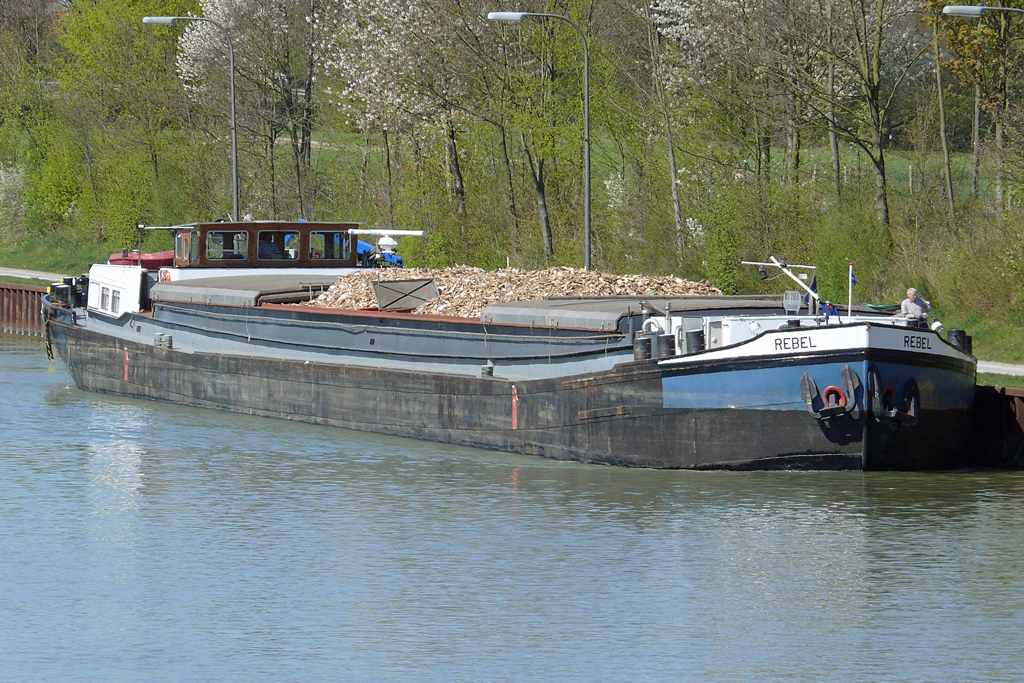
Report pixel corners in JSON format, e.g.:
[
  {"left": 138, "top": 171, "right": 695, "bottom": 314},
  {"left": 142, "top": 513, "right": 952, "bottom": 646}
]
[{"left": 87, "top": 264, "right": 146, "bottom": 318}]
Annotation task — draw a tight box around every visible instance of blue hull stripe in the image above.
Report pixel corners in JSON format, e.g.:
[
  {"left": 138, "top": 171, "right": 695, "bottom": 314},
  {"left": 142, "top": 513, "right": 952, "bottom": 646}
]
[{"left": 662, "top": 360, "right": 975, "bottom": 411}]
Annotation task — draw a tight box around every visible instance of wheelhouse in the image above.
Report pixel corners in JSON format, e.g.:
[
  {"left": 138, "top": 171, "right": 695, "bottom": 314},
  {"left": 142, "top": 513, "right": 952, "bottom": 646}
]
[{"left": 172, "top": 221, "right": 360, "bottom": 269}]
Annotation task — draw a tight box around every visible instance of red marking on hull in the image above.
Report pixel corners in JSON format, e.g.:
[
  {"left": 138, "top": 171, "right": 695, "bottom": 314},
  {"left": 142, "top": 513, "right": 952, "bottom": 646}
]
[{"left": 512, "top": 385, "right": 519, "bottom": 430}]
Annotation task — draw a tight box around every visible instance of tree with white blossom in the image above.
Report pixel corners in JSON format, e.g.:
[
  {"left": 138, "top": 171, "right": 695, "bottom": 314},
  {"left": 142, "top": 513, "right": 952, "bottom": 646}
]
[
  {"left": 177, "top": 0, "right": 325, "bottom": 218},
  {"left": 318, "top": 0, "right": 496, "bottom": 223},
  {"left": 654, "top": 0, "right": 930, "bottom": 226}
]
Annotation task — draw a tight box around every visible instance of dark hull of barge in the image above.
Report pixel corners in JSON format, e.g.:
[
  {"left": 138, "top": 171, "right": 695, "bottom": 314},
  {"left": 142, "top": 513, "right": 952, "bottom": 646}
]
[{"left": 46, "top": 314, "right": 973, "bottom": 471}]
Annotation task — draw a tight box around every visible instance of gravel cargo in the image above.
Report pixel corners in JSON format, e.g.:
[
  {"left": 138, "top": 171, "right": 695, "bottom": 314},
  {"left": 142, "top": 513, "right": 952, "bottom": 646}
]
[{"left": 303, "top": 266, "right": 720, "bottom": 318}]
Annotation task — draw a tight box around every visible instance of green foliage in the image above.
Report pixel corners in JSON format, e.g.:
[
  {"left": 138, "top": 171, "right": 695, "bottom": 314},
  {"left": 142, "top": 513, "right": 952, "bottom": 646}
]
[
  {"left": 705, "top": 225, "right": 738, "bottom": 294},
  {"left": 21, "top": 122, "right": 82, "bottom": 232},
  {"left": 85, "top": 151, "right": 155, "bottom": 249},
  {"left": 3, "top": 0, "right": 1024, "bottom": 365},
  {"left": 701, "top": 196, "right": 741, "bottom": 295},
  {"left": 811, "top": 191, "right": 892, "bottom": 304}
]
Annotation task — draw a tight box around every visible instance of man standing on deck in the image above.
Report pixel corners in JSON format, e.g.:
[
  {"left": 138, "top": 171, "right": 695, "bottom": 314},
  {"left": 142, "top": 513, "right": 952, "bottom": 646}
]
[{"left": 900, "top": 287, "right": 931, "bottom": 319}]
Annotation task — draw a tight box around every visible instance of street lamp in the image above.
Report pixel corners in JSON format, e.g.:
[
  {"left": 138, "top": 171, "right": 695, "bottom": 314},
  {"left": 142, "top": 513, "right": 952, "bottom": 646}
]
[
  {"left": 143, "top": 15, "right": 239, "bottom": 222},
  {"left": 943, "top": 4, "right": 1024, "bottom": 17},
  {"left": 488, "top": 11, "right": 592, "bottom": 271}
]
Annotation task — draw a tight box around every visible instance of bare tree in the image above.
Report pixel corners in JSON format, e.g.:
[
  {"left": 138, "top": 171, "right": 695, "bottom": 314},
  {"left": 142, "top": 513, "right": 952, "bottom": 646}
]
[{"left": 794, "top": 0, "right": 928, "bottom": 226}]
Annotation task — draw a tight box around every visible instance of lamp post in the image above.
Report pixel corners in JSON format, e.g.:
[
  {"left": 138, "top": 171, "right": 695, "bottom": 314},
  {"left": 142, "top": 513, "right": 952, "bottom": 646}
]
[
  {"left": 143, "top": 15, "right": 239, "bottom": 223},
  {"left": 488, "top": 11, "right": 591, "bottom": 271}
]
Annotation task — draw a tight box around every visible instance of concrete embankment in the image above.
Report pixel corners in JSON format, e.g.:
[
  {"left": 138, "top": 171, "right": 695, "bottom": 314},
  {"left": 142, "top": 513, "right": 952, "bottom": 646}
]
[
  {"left": 978, "top": 361, "right": 1024, "bottom": 377},
  {"left": 0, "top": 267, "right": 68, "bottom": 282}
]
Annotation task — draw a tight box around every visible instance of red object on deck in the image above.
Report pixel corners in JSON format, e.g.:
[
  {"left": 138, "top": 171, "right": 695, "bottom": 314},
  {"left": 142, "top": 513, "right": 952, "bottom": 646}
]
[{"left": 108, "top": 250, "right": 175, "bottom": 268}]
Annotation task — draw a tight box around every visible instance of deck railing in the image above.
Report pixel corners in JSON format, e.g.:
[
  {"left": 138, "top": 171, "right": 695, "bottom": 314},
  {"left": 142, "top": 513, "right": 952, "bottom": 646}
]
[{"left": 0, "top": 282, "right": 48, "bottom": 337}]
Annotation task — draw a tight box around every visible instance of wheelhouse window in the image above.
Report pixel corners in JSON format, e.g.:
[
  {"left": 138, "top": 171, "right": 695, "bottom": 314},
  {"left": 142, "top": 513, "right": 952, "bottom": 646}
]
[
  {"left": 309, "top": 231, "right": 351, "bottom": 261},
  {"left": 174, "top": 232, "right": 184, "bottom": 260},
  {"left": 111, "top": 290, "right": 120, "bottom": 314},
  {"left": 206, "top": 230, "right": 249, "bottom": 260},
  {"left": 257, "top": 230, "right": 299, "bottom": 261},
  {"left": 101, "top": 287, "right": 110, "bottom": 311}
]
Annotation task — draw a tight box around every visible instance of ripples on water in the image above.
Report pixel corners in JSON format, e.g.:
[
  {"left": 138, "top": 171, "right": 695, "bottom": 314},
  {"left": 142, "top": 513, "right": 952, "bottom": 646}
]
[{"left": 1, "top": 336, "right": 1022, "bottom": 682}]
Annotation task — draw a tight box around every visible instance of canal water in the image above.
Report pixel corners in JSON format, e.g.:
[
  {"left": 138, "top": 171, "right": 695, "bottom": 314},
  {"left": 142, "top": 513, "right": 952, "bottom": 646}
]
[{"left": 2, "top": 335, "right": 1023, "bottom": 682}]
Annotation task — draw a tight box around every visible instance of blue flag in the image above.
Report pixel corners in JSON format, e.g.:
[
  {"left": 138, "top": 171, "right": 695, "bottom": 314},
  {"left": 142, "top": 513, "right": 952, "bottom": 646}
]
[
  {"left": 803, "top": 274, "right": 817, "bottom": 305},
  {"left": 851, "top": 271, "right": 858, "bottom": 286}
]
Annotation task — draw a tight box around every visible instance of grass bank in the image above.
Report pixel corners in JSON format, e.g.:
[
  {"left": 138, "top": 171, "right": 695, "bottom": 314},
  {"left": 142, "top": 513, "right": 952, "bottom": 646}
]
[
  {"left": 0, "top": 275, "right": 51, "bottom": 287},
  {"left": 933, "top": 309, "right": 1024, "bottom": 364},
  {"left": 977, "top": 373, "right": 1024, "bottom": 390},
  {"left": 0, "top": 234, "right": 113, "bottom": 280}
]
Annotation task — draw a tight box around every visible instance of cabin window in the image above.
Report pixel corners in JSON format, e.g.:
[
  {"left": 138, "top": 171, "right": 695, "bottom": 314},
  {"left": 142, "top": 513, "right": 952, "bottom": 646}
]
[
  {"left": 189, "top": 231, "right": 200, "bottom": 264},
  {"left": 111, "top": 290, "right": 120, "bottom": 314},
  {"left": 174, "top": 232, "right": 184, "bottom": 260},
  {"left": 309, "top": 231, "right": 351, "bottom": 261},
  {"left": 101, "top": 287, "right": 110, "bottom": 311},
  {"left": 180, "top": 231, "right": 192, "bottom": 266},
  {"left": 206, "top": 230, "right": 249, "bottom": 260},
  {"left": 257, "top": 230, "right": 299, "bottom": 261}
]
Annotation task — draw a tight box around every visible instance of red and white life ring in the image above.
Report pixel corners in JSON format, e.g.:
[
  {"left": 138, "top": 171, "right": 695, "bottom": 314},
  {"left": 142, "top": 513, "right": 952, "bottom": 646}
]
[{"left": 822, "top": 385, "right": 848, "bottom": 408}]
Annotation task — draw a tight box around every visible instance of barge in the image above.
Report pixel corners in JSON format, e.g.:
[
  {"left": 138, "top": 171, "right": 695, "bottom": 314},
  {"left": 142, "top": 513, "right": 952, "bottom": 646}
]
[{"left": 43, "top": 221, "right": 977, "bottom": 470}]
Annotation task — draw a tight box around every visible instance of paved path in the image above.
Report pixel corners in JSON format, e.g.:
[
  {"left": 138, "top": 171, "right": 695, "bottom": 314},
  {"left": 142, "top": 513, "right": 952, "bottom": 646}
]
[
  {"left": 0, "top": 267, "right": 69, "bottom": 282},
  {"left": 977, "top": 361, "right": 1024, "bottom": 377}
]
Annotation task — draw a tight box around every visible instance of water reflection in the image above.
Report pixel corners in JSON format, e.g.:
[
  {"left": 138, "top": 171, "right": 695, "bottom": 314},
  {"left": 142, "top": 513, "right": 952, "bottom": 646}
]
[
  {"left": 84, "top": 402, "right": 150, "bottom": 516},
  {"left": 3, "top": 336, "right": 1024, "bottom": 682},
  {"left": 86, "top": 439, "right": 144, "bottom": 528}
]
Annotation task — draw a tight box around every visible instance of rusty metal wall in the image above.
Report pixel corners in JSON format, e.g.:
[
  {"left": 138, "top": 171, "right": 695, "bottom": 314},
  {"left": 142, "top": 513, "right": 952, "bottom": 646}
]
[
  {"left": 971, "top": 385, "right": 1024, "bottom": 469},
  {"left": 0, "top": 282, "right": 47, "bottom": 337}
]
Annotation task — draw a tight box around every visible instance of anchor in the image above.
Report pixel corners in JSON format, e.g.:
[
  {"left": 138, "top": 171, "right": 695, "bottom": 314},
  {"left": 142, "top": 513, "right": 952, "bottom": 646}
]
[
  {"left": 799, "top": 364, "right": 861, "bottom": 421},
  {"left": 866, "top": 364, "right": 919, "bottom": 430}
]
